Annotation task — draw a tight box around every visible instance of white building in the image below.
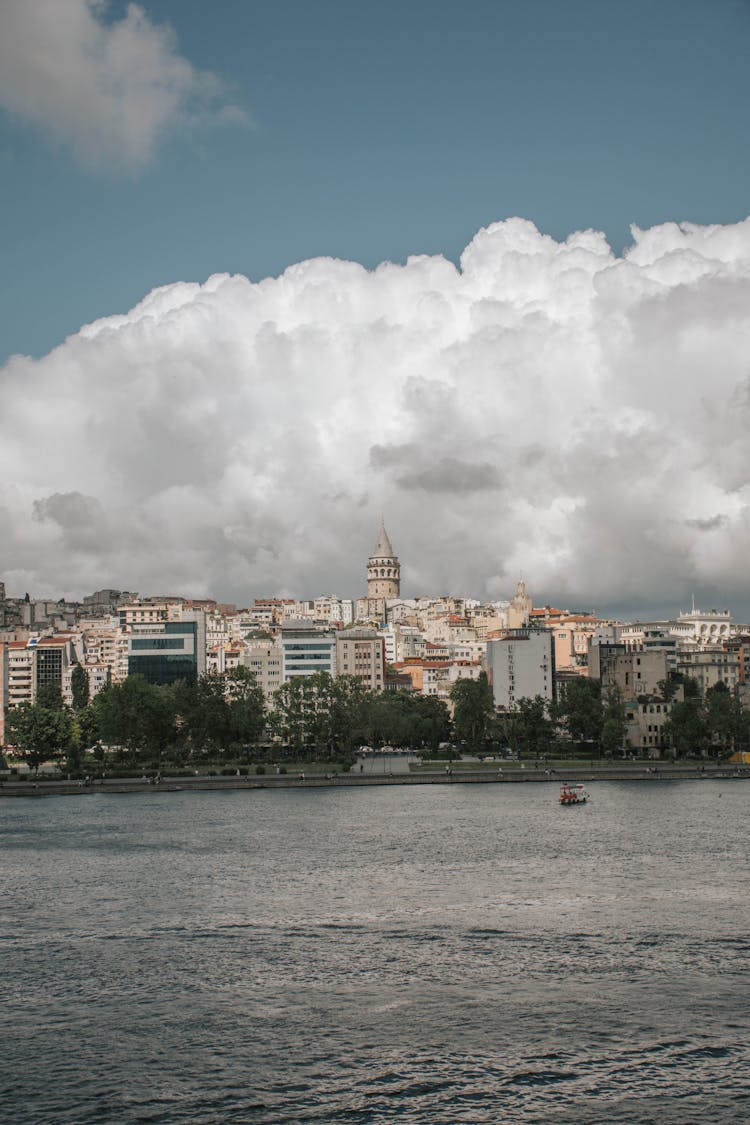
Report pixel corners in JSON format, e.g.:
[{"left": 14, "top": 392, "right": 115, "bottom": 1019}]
[
  {"left": 486, "top": 629, "right": 553, "bottom": 710},
  {"left": 280, "top": 623, "right": 337, "bottom": 682}
]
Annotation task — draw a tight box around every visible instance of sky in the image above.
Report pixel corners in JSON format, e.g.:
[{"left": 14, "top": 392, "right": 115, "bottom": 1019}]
[{"left": 1, "top": 0, "right": 749, "bottom": 619}]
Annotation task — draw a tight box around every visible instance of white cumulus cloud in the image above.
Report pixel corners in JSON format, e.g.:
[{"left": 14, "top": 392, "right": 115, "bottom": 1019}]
[
  {"left": 2, "top": 215, "right": 750, "bottom": 616},
  {"left": 0, "top": 0, "right": 245, "bottom": 169}
]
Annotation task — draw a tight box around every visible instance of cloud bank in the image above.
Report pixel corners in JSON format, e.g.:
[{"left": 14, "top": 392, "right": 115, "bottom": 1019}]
[
  {"left": 2, "top": 216, "right": 750, "bottom": 614},
  {"left": 0, "top": 0, "right": 244, "bottom": 169}
]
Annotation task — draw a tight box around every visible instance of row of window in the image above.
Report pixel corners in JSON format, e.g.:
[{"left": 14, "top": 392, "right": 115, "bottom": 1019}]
[{"left": 131, "top": 638, "right": 187, "bottom": 651}]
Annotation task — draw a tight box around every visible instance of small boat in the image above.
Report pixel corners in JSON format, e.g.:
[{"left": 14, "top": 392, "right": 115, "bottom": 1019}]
[{"left": 559, "top": 782, "right": 588, "bottom": 805}]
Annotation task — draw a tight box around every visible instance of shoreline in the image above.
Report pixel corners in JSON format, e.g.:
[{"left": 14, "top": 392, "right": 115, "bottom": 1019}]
[{"left": 2, "top": 763, "right": 749, "bottom": 798}]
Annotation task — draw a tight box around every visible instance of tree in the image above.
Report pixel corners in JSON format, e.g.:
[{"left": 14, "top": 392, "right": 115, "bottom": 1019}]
[
  {"left": 36, "top": 683, "right": 65, "bottom": 710},
  {"left": 175, "top": 673, "right": 232, "bottom": 752},
  {"left": 73, "top": 704, "right": 101, "bottom": 755},
  {"left": 451, "top": 672, "right": 495, "bottom": 752},
  {"left": 7, "top": 702, "right": 73, "bottom": 773},
  {"left": 225, "top": 666, "right": 266, "bottom": 748},
  {"left": 271, "top": 676, "right": 315, "bottom": 755},
  {"left": 664, "top": 697, "right": 710, "bottom": 758},
  {"left": 93, "top": 675, "right": 177, "bottom": 759},
  {"left": 368, "top": 690, "right": 450, "bottom": 752},
  {"left": 328, "top": 675, "right": 371, "bottom": 754},
  {"left": 554, "top": 678, "right": 602, "bottom": 751},
  {"left": 510, "top": 695, "right": 554, "bottom": 758},
  {"left": 71, "top": 664, "right": 90, "bottom": 711},
  {"left": 601, "top": 687, "right": 627, "bottom": 757},
  {"left": 705, "top": 682, "right": 738, "bottom": 757}
]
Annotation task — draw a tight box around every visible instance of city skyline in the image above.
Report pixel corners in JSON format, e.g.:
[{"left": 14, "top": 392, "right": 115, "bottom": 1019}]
[{"left": 1, "top": 2, "right": 749, "bottom": 620}]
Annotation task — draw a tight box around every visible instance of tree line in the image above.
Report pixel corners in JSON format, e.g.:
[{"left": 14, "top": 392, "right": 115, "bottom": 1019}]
[
  {"left": 5, "top": 665, "right": 454, "bottom": 771},
  {"left": 5, "top": 665, "right": 748, "bottom": 773}
]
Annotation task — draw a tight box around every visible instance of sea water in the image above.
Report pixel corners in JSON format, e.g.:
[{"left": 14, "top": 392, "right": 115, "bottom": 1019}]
[{"left": 1, "top": 780, "right": 749, "bottom": 1123}]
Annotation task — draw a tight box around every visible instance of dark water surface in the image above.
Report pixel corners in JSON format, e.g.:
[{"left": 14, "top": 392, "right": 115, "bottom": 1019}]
[{"left": 2, "top": 781, "right": 749, "bottom": 1123}]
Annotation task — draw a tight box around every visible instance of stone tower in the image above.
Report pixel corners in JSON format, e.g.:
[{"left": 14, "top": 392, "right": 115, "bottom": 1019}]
[
  {"left": 367, "top": 518, "right": 400, "bottom": 599},
  {"left": 508, "top": 578, "right": 532, "bottom": 629}
]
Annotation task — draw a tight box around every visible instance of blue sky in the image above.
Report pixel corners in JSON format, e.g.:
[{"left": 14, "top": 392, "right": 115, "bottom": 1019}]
[{"left": 1, "top": 0, "right": 748, "bottom": 362}]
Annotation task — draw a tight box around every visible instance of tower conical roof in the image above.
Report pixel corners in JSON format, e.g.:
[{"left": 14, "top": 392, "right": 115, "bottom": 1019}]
[{"left": 371, "top": 518, "right": 395, "bottom": 558}]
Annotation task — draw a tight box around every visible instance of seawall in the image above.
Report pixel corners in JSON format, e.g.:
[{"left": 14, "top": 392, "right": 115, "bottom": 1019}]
[{"left": 2, "top": 763, "right": 748, "bottom": 798}]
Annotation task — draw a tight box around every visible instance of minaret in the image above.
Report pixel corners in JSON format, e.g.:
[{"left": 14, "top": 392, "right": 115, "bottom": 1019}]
[{"left": 367, "top": 517, "right": 401, "bottom": 599}]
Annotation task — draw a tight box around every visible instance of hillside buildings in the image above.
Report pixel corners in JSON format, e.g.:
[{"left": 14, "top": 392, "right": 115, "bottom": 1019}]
[{"left": 1, "top": 518, "right": 747, "bottom": 755}]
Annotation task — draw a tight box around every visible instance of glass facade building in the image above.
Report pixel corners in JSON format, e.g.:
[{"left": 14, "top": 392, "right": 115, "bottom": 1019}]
[
  {"left": 281, "top": 625, "right": 337, "bottom": 681},
  {"left": 127, "top": 621, "right": 199, "bottom": 685}
]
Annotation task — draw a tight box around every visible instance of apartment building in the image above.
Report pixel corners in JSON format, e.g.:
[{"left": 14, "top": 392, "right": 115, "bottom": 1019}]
[
  {"left": 335, "top": 630, "right": 385, "bottom": 691},
  {"left": 280, "top": 623, "right": 337, "bottom": 681},
  {"left": 588, "top": 644, "right": 669, "bottom": 701},
  {"left": 624, "top": 696, "right": 678, "bottom": 755},
  {"left": 486, "top": 629, "right": 554, "bottom": 710},
  {"left": 241, "top": 642, "right": 283, "bottom": 700},
  {"left": 675, "top": 649, "right": 740, "bottom": 696}
]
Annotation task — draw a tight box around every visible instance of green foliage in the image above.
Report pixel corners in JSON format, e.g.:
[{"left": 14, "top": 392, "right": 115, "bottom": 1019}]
[
  {"left": 7, "top": 701, "right": 73, "bottom": 771},
  {"left": 36, "top": 683, "right": 65, "bottom": 710},
  {"left": 451, "top": 672, "right": 494, "bottom": 752},
  {"left": 682, "top": 676, "right": 701, "bottom": 699},
  {"left": 71, "top": 664, "right": 90, "bottom": 711},
  {"left": 662, "top": 683, "right": 750, "bottom": 758},
  {"left": 664, "top": 697, "right": 710, "bottom": 757},
  {"left": 657, "top": 677, "right": 680, "bottom": 702},
  {"left": 173, "top": 666, "right": 266, "bottom": 755},
  {"left": 74, "top": 704, "right": 101, "bottom": 751},
  {"left": 553, "top": 678, "right": 602, "bottom": 748},
  {"left": 501, "top": 695, "right": 554, "bottom": 757},
  {"left": 270, "top": 677, "right": 451, "bottom": 757},
  {"left": 271, "top": 676, "right": 311, "bottom": 754},
  {"left": 601, "top": 687, "right": 627, "bottom": 756},
  {"left": 175, "top": 672, "right": 232, "bottom": 751},
  {"left": 368, "top": 691, "right": 450, "bottom": 752},
  {"left": 270, "top": 672, "right": 372, "bottom": 757},
  {"left": 93, "top": 675, "right": 177, "bottom": 757},
  {"left": 225, "top": 666, "right": 266, "bottom": 745}
]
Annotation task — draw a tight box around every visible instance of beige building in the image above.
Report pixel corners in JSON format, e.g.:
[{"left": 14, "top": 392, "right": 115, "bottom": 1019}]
[
  {"left": 469, "top": 605, "right": 508, "bottom": 640},
  {"left": 552, "top": 616, "right": 603, "bottom": 671},
  {"left": 336, "top": 629, "right": 385, "bottom": 691},
  {"left": 676, "top": 649, "right": 740, "bottom": 696},
  {"left": 206, "top": 643, "right": 245, "bottom": 675},
  {"left": 624, "top": 696, "right": 679, "bottom": 755},
  {"left": 589, "top": 645, "right": 669, "bottom": 701},
  {"left": 394, "top": 657, "right": 482, "bottom": 701},
  {"left": 241, "top": 642, "right": 283, "bottom": 701},
  {"left": 118, "top": 602, "right": 179, "bottom": 626},
  {"left": 314, "top": 596, "right": 354, "bottom": 625}
]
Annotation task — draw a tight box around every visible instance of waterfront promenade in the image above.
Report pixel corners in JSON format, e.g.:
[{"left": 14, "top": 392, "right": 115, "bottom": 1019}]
[{"left": 2, "top": 762, "right": 748, "bottom": 798}]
